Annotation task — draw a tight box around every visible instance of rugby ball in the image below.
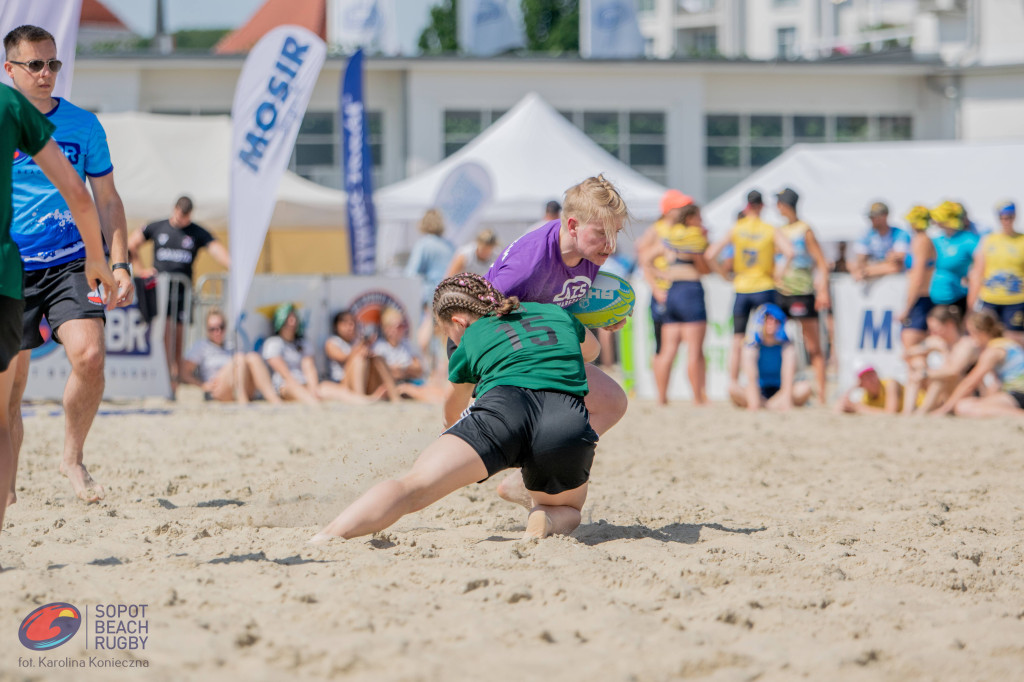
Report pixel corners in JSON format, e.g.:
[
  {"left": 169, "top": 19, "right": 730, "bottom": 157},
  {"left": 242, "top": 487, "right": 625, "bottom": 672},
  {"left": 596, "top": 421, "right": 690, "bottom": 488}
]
[{"left": 566, "top": 271, "right": 636, "bottom": 329}]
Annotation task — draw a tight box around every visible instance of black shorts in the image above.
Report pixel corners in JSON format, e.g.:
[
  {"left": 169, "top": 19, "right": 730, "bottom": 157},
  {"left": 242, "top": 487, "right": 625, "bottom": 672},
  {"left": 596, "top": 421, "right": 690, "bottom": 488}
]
[
  {"left": 1010, "top": 391, "right": 1024, "bottom": 410},
  {"left": 760, "top": 385, "right": 780, "bottom": 400},
  {"left": 733, "top": 290, "right": 775, "bottom": 335},
  {"left": 775, "top": 292, "right": 817, "bottom": 319},
  {"left": 0, "top": 296, "right": 25, "bottom": 372},
  {"left": 445, "top": 385, "right": 598, "bottom": 495},
  {"left": 166, "top": 279, "right": 191, "bottom": 323},
  {"left": 21, "top": 259, "right": 105, "bottom": 350}
]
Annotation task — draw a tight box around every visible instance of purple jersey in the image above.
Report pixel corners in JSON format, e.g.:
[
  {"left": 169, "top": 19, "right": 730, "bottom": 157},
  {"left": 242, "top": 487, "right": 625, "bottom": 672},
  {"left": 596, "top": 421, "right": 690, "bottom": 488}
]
[{"left": 486, "top": 220, "right": 599, "bottom": 307}]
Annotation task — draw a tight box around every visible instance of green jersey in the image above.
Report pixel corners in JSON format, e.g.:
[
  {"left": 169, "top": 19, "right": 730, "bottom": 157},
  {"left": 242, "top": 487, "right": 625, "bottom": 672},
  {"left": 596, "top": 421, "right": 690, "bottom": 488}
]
[
  {"left": 448, "top": 301, "right": 589, "bottom": 398},
  {"left": 1, "top": 85, "right": 55, "bottom": 299}
]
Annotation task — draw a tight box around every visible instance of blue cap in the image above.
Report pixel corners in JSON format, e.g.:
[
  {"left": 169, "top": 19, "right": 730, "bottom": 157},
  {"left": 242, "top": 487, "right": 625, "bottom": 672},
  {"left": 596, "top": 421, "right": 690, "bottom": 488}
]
[
  {"left": 997, "top": 200, "right": 1016, "bottom": 216},
  {"left": 747, "top": 303, "right": 789, "bottom": 346}
]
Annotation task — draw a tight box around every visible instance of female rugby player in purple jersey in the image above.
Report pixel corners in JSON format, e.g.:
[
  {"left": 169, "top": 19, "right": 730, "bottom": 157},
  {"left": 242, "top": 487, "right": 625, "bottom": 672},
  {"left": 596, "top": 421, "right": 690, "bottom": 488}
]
[{"left": 452, "top": 175, "right": 631, "bottom": 509}]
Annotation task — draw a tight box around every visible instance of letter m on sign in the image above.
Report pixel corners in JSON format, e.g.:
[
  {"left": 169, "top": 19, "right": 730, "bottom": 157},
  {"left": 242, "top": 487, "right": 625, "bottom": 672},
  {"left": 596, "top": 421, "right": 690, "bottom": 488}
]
[{"left": 859, "top": 309, "right": 893, "bottom": 350}]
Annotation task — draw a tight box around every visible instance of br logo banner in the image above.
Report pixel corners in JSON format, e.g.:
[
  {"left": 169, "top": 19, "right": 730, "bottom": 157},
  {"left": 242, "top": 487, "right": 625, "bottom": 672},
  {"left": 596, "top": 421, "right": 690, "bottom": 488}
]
[{"left": 18, "top": 603, "right": 82, "bottom": 651}]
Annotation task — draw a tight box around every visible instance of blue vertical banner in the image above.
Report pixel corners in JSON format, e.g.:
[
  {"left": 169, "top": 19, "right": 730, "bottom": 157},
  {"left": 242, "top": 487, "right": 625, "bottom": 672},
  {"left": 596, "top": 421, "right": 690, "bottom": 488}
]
[{"left": 340, "top": 49, "right": 378, "bottom": 275}]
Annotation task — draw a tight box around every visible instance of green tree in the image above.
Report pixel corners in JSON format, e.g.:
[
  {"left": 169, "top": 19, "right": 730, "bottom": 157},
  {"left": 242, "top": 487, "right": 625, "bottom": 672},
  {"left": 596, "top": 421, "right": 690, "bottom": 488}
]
[
  {"left": 521, "top": 0, "right": 578, "bottom": 53},
  {"left": 419, "top": 0, "right": 459, "bottom": 54}
]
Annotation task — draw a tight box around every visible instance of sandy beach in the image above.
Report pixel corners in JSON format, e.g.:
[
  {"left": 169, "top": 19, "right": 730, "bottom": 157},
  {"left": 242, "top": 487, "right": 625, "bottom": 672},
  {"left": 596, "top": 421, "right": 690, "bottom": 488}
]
[{"left": 2, "top": 391, "right": 1024, "bottom": 681}]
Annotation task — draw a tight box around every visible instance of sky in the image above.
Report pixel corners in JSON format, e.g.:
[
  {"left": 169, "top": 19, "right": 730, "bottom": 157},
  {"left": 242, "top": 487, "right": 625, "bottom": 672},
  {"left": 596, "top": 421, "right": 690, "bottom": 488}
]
[{"left": 99, "top": 0, "right": 266, "bottom": 35}]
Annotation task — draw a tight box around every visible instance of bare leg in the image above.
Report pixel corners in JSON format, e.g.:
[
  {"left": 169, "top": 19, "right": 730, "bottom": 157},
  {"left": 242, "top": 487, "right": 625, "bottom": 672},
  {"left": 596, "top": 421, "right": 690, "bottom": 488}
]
[
  {"left": 6, "top": 350, "right": 30, "bottom": 508},
  {"left": 369, "top": 357, "right": 402, "bottom": 401},
  {"left": 524, "top": 483, "right": 589, "bottom": 538},
  {"left": 244, "top": 352, "right": 282, "bottom": 403},
  {"left": 903, "top": 355, "right": 927, "bottom": 415},
  {"left": 312, "top": 434, "right": 488, "bottom": 542},
  {"left": 279, "top": 382, "right": 320, "bottom": 406},
  {"left": 801, "top": 318, "right": 826, "bottom": 402},
  {"left": 56, "top": 319, "right": 106, "bottom": 503},
  {"left": 954, "top": 393, "right": 1024, "bottom": 418},
  {"left": 728, "top": 382, "right": 749, "bottom": 408},
  {"left": 682, "top": 321, "right": 707, "bottom": 404},
  {"left": 652, "top": 323, "right": 682, "bottom": 405},
  {"left": 0, "top": 361, "right": 17, "bottom": 533},
  {"left": 318, "top": 380, "right": 381, "bottom": 404},
  {"left": 728, "top": 333, "right": 743, "bottom": 389}
]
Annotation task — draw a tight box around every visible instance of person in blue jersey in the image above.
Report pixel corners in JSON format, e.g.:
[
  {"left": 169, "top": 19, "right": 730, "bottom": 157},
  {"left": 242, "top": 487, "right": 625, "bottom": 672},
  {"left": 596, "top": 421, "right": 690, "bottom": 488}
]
[
  {"left": 4, "top": 25, "right": 132, "bottom": 504},
  {"left": 850, "top": 202, "right": 910, "bottom": 281},
  {"left": 0, "top": 80, "right": 115, "bottom": 536},
  {"left": 728, "top": 303, "right": 811, "bottom": 411},
  {"left": 928, "top": 201, "right": 979, "bottom": 321}
]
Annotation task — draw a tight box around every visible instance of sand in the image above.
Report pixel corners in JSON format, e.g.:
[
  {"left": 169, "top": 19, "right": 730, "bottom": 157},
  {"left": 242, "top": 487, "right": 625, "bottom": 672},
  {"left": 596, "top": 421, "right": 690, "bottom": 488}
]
[{"left": 2, "top": 391, "right": 1024, "bottom": 681}]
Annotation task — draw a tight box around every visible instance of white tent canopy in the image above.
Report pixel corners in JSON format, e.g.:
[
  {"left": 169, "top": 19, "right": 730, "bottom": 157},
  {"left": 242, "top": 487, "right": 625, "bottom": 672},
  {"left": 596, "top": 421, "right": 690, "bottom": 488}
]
[
  {"left": 97, "top": 112, "right": 346, "bottom": 231},
  {"left": 703, "top": 140, "right": 1024, "bottom": 244},
  {"left": 374, "top": 92, "right": 668, "bottom": 269}
]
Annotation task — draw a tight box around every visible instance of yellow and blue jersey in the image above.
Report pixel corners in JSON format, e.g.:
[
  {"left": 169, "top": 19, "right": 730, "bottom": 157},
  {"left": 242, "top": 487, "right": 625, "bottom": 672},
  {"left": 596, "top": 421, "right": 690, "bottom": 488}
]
[
  {"left": 776, "top": 221, "right": 814, "bottom": 296},
  {"left": 730, "top": 215, "right": 775, "bottom": 293},
  {"left": 11, "top": 98, "right": 113, "bottom": 271},
  {"left": 979, "top": 232, "right": 1024, "bottom": 305},
  {"left": 990, "top": 337, "right": 1024, "bottom": 392}
]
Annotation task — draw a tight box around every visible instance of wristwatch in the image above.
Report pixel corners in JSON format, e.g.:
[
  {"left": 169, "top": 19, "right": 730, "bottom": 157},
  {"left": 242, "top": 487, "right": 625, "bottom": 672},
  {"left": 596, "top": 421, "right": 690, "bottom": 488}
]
[{"left": 111, "top": 262, "right": 131, "bottom": 274}]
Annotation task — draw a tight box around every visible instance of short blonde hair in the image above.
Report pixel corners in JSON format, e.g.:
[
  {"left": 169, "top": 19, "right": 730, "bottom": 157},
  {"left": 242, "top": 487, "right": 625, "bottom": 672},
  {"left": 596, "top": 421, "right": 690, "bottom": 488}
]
[
  {"left": 419, "top": 209, "right": 445, "bottom": 236},
  {"left": 380, "top": 306, "right": 405, "bottom": 329},
  {"left": 562, "top": 175, "right": 631, "bottom": 250}
]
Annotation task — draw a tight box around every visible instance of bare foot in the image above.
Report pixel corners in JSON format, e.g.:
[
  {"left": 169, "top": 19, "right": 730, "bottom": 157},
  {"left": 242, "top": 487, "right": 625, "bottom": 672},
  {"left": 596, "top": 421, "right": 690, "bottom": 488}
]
[
  {"left": 496, "top": 471, "right": 533, "bottom": 510},
  {"left": 308, "top": 532, "right": 334, "bottom": 545},
  {"left": 60, "top": 463, "right": 105, "bottom": 503},
  {"left": 6, "top": 490, "right": 15, "bottom": 508},
  {"left": 524, "top": 509, "right": 553, "bottom": 539}
]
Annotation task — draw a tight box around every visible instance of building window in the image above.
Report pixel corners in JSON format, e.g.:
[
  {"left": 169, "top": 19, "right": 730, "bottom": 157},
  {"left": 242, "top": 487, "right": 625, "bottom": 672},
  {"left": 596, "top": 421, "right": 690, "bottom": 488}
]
[
  {"left": 677, "top": 0, "right": 716, "bottom": 11},
  {"left": 637, "top": 0, "right": 655, "bottom": 12},
  {"left": 773, "top": 0, "right": 799, "bottom": 7},
  {"left": 678, "top": 27, "right": 717, "bottom": 56},
  {"left": 878, "top": 115, "right": 912, "bottom": 141},
  {"left": 749, "top": 114, "right": 783, "bottom": 167},
  {"left": 705, "top": 112, "right": 913, "bottom": 175},
  {"left": 443, "top": 109, "right": 506, "bottom": 157},
  {"left": 557, "top": 110, "right": 667, "bottom": 184},
  {"left": 836, "top": 115, "right": 869, "bottom": 141},
  {"left": 777, "top": 27, "right": 797, "bottom": 60},
  {"left": 287, "top": 110, "right": 383, "bottom": 190},
  {"left": 793, "top": 115, "right": 827, "bottom": 141},
  {"left": 706, "top": 114, "right": 741, "bottom": 168}
]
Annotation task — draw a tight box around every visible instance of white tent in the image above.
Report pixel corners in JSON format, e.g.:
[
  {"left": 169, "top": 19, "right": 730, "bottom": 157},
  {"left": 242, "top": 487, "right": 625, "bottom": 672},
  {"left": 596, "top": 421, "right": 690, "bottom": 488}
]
[
  {"left": 98, "top": 112, "right": 346, "bottom": 231},
  {"left": 375, "top": 92, "right": 668, "bottom": 269},
  {"left": 703, "top": 140, "right": 1024, "bottom": 244}
]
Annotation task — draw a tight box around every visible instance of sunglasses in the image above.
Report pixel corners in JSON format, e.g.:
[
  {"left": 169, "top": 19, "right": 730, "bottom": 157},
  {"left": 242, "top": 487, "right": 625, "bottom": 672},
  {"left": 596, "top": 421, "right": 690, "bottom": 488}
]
[
  {"left": 207, "top": 324, "right": 225, "bottom": 332},
  {"left": 9, "top": 59, "right": 63, "bottom": 74}
]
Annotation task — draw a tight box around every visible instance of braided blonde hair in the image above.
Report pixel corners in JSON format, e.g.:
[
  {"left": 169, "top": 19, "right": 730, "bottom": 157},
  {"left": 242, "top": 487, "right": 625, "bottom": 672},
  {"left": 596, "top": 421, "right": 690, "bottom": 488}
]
[
  {"left": 562, "top": 174, "right": 632, "bottom": 250},
  {"left": 433, "top": 273, "right": 520, "bottom": 324}
]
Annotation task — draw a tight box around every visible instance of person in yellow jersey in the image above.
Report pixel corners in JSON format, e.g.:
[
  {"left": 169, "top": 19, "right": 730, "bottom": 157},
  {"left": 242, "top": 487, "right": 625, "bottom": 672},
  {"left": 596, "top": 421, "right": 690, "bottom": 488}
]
[
  {"left": 969, "top": 200, "right": 1024, "bottom": 346},
  {"left": 707, "top": 190, "right": 793, "bottom": 394},
  {"left": 835, "top": 363, "right": 904, "bottom": 414},
  {"left": 639, "top": 201, "right": 711, "bottom": 405},
  {"left": 773, "top": 188, "right": 831, "bottom": 401},
  {"left": 637, "top": 189, "right": 693, "bottom": 359}
]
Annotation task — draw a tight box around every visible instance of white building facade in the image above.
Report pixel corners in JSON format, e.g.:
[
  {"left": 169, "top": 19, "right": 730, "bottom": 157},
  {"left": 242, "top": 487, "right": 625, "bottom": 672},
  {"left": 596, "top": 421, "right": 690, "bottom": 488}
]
[{"left": 74, "top": 49, "right": 1024, "bottom": 206}]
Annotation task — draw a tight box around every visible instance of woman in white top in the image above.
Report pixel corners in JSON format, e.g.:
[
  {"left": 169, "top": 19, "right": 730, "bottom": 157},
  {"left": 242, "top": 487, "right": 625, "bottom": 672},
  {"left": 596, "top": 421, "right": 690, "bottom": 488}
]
[
  {"left": 181, "top": 308, "right": 279, "bottom": 404},
  {"left": 444, "top": 229, "right": 498, "bottom": 278},
  {"left": 323, "top": 309, "right": 399, "bottom": 401}
]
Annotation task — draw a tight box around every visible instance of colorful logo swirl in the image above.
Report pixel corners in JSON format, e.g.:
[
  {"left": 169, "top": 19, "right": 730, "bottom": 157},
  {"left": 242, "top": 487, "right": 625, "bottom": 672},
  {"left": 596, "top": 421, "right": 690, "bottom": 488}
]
[{"left": 18, "top": 603, "right": 82, "bottom": 651}]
